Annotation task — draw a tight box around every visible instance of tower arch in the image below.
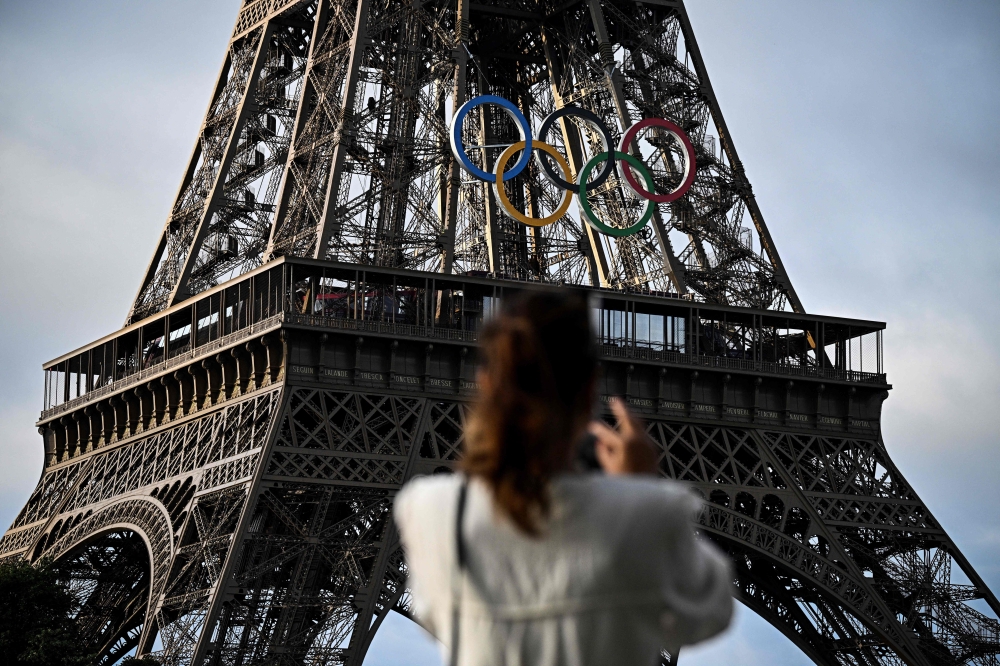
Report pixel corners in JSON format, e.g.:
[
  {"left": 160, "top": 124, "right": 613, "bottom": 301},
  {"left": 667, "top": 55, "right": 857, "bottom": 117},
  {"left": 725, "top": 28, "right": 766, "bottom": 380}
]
[{"left": 36, "top": 499, "right": 173, "bottom": 664}]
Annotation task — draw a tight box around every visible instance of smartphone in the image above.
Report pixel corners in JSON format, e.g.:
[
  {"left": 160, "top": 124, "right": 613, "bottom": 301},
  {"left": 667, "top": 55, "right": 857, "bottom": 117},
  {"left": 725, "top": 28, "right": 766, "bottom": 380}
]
[{"left": 575, "top": 432, "right": 602, "bottom": 472}]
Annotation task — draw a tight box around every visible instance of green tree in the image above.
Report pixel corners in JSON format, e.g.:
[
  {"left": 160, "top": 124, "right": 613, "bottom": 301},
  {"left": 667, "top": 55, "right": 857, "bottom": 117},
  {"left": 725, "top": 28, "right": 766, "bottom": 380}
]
[{"left": 0, "top": 558, "right": 95, "bottom": 666}]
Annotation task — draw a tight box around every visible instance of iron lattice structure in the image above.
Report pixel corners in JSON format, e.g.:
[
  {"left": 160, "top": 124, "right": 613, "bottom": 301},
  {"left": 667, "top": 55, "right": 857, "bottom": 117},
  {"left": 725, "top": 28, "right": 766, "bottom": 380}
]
[
  {"left": 126, "top": 0, "right": 802, "bottom": 326},
  {"left": 2, "top": 1, "right": 999, "bottom": 665}
]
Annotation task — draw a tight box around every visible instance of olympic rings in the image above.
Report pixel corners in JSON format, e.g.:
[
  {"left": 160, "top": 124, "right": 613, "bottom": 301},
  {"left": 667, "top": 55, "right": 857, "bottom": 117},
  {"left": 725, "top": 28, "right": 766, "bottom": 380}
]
[
  {"left": 618, "top": 118, "right": 697, "bottom": 203},
  {"left": 450, "top": 95, "right": 533, "bottom": 182},
  {"left": 448, "top": 95, "right": 697, "bottom": 237},
  {"left": 492, "top": 141, "right": 574, "bottom": 227},
  {"left": 579, "top": 151, "right": 656, "bottom": 237},
  {"left": 535, "top": 106, "right": 615, "bottom": 194}
]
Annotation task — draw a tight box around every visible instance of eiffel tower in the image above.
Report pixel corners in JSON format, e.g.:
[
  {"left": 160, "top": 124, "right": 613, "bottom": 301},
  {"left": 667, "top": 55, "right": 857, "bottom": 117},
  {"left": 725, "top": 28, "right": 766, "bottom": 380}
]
[{"left": 2, "top": 1, "right": 998, "bottom": 664}]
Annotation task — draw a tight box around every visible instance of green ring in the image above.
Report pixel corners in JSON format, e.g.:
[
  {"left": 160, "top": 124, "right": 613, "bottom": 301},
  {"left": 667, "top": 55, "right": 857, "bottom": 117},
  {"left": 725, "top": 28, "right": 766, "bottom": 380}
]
[{"left": 578, "top": 150, "right": 655, "bottom": 237}]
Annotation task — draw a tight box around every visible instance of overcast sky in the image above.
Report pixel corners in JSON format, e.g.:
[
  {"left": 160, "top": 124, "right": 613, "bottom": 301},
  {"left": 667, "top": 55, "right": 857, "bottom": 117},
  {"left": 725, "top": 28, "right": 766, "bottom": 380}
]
[{"left": 1, "top": 1, "right": 998, "bottom": 664}]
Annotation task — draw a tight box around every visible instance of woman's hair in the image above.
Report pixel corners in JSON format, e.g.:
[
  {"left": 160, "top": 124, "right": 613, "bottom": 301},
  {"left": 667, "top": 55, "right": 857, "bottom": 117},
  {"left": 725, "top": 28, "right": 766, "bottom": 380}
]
[{"left": 461, "top": 289, "right": 597, "bottom": 534}]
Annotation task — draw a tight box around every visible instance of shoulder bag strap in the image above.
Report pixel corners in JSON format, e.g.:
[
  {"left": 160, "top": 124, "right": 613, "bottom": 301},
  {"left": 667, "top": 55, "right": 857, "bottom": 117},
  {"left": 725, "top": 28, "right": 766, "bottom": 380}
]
[{"left": 450, "top": 478, "right": 469, "bottom": 666}]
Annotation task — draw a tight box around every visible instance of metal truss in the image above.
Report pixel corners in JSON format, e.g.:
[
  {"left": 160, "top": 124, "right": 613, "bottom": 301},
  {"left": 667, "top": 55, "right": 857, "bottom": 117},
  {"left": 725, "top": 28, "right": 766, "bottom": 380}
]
[
  {"left": 1, "top": 389, "right": 280, "bottom": 661},
  {"left": 129, "top": 3, "right": 318, "bottom": 323},
  {"left": 126, "top": 0, "right": 803, "bottom": 326},
  {"left": 53, "top": 529, "right": 152, "bottom": 663}
]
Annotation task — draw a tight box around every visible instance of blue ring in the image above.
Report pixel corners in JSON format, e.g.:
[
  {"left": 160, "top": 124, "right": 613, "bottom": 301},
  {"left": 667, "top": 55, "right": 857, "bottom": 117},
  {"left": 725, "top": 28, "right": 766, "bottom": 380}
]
[{"left": 450, "top": 95, "right": 533, "bottom": 182}]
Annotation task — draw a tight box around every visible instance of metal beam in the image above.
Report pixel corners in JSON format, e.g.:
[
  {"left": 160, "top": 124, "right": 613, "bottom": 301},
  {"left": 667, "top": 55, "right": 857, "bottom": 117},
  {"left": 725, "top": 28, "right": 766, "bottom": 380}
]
[
  {"left": 125, "top": 44, "right": 238, "bottom": 326},
  {"left": 587, "top": 0, "right": 689, "bottom": 292},
  {"left": 439, "top": 0, "right": 471, "bottom": 274},
  {"left": 673, "top": 2, "right": 805, "bottom": 313},
  {"left": 265, "top": 0, "right": 332, "bottom": 259},
  {"left": 539, "top": 28, "right": 611, "bottom": 287},
  {"left": 312, "top": 0, "right": 371, "bottom": 260},
  {"left": 168, "top": 23, "right": 276, "bottom": 306}
]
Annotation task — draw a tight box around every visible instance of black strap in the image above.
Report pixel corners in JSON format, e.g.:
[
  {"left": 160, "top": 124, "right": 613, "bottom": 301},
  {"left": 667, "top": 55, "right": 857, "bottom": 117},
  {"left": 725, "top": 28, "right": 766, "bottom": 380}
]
[{"left": 450, "top": 479, "right": 469, "bottom": 666}]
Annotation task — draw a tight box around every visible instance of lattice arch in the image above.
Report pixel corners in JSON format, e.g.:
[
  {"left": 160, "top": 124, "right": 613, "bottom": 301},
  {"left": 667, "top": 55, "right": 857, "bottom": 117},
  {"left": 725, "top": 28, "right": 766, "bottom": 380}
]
[{"left": 36, "top": 498, "right": 175, "bottom": 621}]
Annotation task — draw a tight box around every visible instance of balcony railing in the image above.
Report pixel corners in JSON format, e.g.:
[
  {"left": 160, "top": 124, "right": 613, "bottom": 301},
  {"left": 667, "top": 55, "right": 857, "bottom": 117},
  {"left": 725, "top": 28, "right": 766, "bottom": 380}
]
[
  {"left": 284, "top": 313, "right": 479, "bottom": 343},
  {"left": 599, "top": 344, "right": 886, "bottom": 384},
  {"left": 40, "top": 308, "right": 889, "bottom": 423},
  {"left": 39, "top": 315, "right": 283, "bottom": 421}
]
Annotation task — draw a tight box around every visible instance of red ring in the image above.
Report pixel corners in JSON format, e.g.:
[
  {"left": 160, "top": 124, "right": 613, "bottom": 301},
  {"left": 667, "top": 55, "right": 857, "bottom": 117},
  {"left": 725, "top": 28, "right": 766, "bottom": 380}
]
[{"left": 618, "top": 118, "right": 697, "bottom": 203}]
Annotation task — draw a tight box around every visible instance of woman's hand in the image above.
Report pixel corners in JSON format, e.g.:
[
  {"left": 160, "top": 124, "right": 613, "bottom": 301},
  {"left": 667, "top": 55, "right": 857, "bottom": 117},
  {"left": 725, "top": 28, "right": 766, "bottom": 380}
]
[{"left": 588, "top": 398, "right": 658, "bottom": 476}]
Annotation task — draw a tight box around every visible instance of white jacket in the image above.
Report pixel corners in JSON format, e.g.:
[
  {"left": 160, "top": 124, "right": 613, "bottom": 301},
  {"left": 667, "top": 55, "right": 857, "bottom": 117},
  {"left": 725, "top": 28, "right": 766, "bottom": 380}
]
[{"left": 394, "top": 473, "right": 734, "bottom": 666}]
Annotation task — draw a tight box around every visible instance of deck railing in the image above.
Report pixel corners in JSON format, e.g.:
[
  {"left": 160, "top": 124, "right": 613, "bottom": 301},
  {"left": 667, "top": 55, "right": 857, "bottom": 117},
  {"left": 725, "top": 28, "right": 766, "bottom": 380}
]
[{"left": 41, "top": 305, "right": 887, "bottom": 421}]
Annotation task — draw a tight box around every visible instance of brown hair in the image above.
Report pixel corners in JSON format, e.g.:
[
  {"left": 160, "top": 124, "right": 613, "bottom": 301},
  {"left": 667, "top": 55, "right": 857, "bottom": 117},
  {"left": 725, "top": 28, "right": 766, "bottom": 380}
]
[{"left": 461, "top": 289, "right": 597, "bottom": 534}]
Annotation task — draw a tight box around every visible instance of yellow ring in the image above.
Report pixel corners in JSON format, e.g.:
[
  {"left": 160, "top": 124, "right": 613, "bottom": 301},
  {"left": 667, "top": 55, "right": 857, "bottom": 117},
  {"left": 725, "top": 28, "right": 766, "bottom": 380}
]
[{"left": 492, "top": 141, "right": 574, "bottom": 227}]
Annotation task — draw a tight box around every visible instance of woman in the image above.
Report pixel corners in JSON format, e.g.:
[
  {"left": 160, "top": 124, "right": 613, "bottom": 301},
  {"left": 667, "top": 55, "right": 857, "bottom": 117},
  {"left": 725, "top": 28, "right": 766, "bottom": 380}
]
[{"left": 394, "top": 290, "right": 733, "bottom": 665}]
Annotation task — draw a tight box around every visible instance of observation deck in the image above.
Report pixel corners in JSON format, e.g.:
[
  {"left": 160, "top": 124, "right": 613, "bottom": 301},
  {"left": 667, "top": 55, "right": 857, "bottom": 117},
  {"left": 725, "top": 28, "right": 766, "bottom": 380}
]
[{"left": 37, "top": 257, "right": 888, "bottom": 468}]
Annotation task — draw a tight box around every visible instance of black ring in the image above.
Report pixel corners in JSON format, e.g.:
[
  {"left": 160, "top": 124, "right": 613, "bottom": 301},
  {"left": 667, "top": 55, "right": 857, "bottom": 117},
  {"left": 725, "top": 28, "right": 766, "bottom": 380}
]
[{"left": 535, "top": 106, "right": 615, "bottom": 194}]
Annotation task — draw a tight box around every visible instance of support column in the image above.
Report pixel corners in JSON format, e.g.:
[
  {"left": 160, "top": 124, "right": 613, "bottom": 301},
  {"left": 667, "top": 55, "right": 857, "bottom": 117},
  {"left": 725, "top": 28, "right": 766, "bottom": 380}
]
[
  {"left": 313, "top": 0, "right": 373, "bottom": 257},
  {"left": 439, "top": 0, "right": 470, "bottom": 273},
  {"left": 59, "top": 416, "right": 76, "bottom": 460},
  {"left": 317, "top": 333, "right": 329, "bottom": 379},
  {"left": 587, "top": 0, "right": 686, "bottom": 290},
  {"left": 457, "top": 347, "right": 467, "bottom": 394},
  {"left": 388, "top": 339, "right": 397, "bottom": 383},
  {"left": 751, "top": 377, "right": 761, "bottom": 423},
  {"left": 422, "top": 344, "right": 433, "bottom": 390},
  {"left": 540, "top": 28, "right": 611, "bottom": 286},
  {"left": 189, "top": 364, "right": 207, "bottom": 410},
  {"left": 687, "top": 371, "right": 698, "bottom": 417},
  {"left": 246, "top": 340, "right": 265, "bottom": 390},
  {"left": 40, "top": 427, "right": 56, "bottom": 466},
  {"left": 161, "top": 375, "right": 179, "bottom": 422},
  {"left": 203, "top": 358, "right": 222, "bottom": 405},
  {"left": 657, "top": 367, "right": 667, "bottom": 413},
  {"left": 720, "top": 374, "right": 731, "bottom": 419},
  {"left": 232, "top": 347, "right": 252, "bottom": 396},
  {"left": 125, "top": 390, "right": 141, "bottom": 436},
  {"left": 782, "top": 380, "right": 794, "bottom": 425},
  {"left": 353, "top": 337, "right": 365, "bottom": 382},
  {"left": 148, "top": 381, "right": 165, "bottom": 427},
  {"left": 53, "top": 420, "right": 67, "bottom": 462},
  {"left": 264, "top": 334, "right": 284, "bottom": 384},
  {"left": 265, "top": 0, "right": 332, "bottom": 257},
  {"left": 846, "top": 386, "right": 856, "bottom": 432},
  {"left": 174, "top": 371, "right": 193, "bottom": 416},
  {"left": 815, "top": 384, "right": 825, "bottom": 428},
  {"left": 74, "top": 411, "right": 90, "bottom": 454},
  {"left": 99, "top": 401, "right": 114, "bottom": 446},
  {"left": 673, "top": 5, "right": 804, "bottom": 312},
  {"left": 624, "top": 42, "right": 696, "bottom": 292},
  {"left": 218, "top": 352, "right": 237, "bottom": 399},
  {"left": 110, "top": 395, "right": 127, "bottom": 442},
  {"left": 168, "top": 22, "right": 277, "bottom": 305},
  {"left": 135, "top": 386, "right": 153, "bottom": 432},
  {"left": 85, "top": 406, "right": 101, "bottom": 452},
  {"left": 477, "top": 79, "right": 504, "bottom": 275}
]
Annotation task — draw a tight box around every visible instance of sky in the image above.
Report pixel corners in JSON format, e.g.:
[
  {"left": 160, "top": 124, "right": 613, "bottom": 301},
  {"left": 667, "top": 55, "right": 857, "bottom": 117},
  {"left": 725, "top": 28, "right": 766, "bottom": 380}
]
[{"left": 0, "top": 1, "right": 998, "bottom": 665}]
